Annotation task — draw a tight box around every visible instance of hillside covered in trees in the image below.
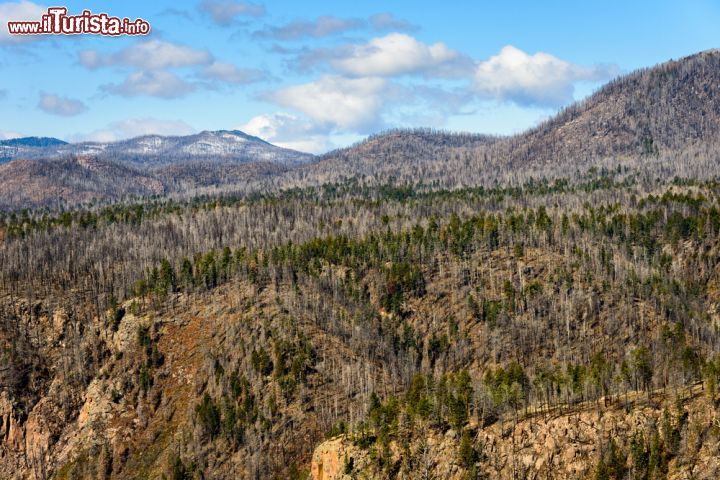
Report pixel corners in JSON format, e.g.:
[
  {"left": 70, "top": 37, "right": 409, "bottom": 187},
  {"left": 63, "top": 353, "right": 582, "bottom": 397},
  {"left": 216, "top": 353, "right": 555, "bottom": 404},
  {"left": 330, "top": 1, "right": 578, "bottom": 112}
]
[
  {"left": 1, "top": 51, "right": 720, "bottom": 480},
  {"left": 3, "top": 50, "right": 720, "bottom": 210}
]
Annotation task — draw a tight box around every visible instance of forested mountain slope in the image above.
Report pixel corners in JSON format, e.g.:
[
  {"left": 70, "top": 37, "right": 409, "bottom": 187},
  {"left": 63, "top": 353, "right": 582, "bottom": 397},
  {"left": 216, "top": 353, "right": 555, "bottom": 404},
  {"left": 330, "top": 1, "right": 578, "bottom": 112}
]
[
  {"left": 0, "top": 157, "right": 165, "bottom": 209},
  {"left": 3, "top": 174, "right": 720, "bottom": 479},
  {"left": 2, "top": 50, "right": 720, "bottom": 480},
  {"left": 0, "top": 130, "right": 313, "bottom": 168},
  {"left": 0, "top": 130, "right": 312, "bottom": 208},
  {"left": 3, "top": 50, "right": 720, "bottom": 209},
  {"left": 0, "top": 137, "right": 67, "bottom": 162},
  {"left": 510, "top": 48, "right": 720, "bottom": 165},
  {"left": 277, "top": 49, "right": 720, "bottom": 189}
]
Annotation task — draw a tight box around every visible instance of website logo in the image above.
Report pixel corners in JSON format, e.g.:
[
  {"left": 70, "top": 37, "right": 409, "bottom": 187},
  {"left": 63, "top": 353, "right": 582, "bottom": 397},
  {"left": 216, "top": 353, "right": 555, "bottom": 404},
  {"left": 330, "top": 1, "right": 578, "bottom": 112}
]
[{"left": 7, "top": 7, "right": 151, "bottom": 36}]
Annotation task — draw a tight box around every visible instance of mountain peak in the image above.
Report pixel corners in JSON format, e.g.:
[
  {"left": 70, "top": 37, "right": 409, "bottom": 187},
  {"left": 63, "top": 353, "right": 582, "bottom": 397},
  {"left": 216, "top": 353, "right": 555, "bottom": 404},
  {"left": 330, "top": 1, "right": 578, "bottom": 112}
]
[{"left": 0, "top": 130, "right": 313, "bottom": 168}]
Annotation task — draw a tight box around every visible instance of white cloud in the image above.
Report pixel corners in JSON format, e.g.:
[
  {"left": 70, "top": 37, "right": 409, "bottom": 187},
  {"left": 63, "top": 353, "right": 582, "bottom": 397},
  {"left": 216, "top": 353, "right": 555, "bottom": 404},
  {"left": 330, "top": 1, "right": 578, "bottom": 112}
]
[
  {"left": 0, "top": 130, "right": 23, "bottom": 140},
  {"left": 80, "top": 40, "right": 268, "bottom": 94},
  {"left": 473, "top": 45, "right": 616, "bottom": 107},
  {"left": 71, "top": 118, "right": 195, "bottom": 143},
  {"left": 199, "top": 0, "right": 265, "bottom": 26},
  {"left": 0, "top": 1, "right": 46, "bottom": 44},
  {"left": 37, "top": 93, "right": 86, "bottom": 116},
  {"left": 202, "top": 61, "right": 266, "bottom": 84},
  {"left": 332, "top": 34, "right": 460, "bottom": 77},
  {"left": 101, "top": 71, "right": 195, "bottom": 98},
  {"left": 239, "top": 112, "right": 331, "bottom": 153},
  {"left": 79, "top": 40, "right": 212, "bottom": 70},
  {"left": 269, "top": 75, "right": 389, "bottom": 131},
  {"left": 294, "top": 33, "right": 469, "bottom": 78}
]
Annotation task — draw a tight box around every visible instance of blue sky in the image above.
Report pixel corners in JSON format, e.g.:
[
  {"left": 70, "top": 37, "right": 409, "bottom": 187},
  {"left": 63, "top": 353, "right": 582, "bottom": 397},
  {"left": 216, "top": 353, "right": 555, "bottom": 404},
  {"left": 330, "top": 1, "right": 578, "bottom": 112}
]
[{"left": 1, "top": 0, "right": 719, "bottom": 152}]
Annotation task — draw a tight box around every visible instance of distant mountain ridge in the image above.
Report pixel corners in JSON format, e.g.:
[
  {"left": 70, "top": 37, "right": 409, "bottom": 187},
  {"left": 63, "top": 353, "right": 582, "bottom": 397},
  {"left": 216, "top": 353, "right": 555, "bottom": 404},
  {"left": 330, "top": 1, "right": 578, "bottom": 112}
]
[
  {"left": 0, "top": 136, "right": 67, "bottom": 147},
  {"left": 0, "top": 137, "right": 68, "bottom": 162},
  {"left": 3, "top": 49, "right": 720, "bottom": 209},
  {"left": 0, "top": 130, "right": 313, "bottom": 167},
  {"left": 286, "top": 49, "right": 720, "bottom": 188}
]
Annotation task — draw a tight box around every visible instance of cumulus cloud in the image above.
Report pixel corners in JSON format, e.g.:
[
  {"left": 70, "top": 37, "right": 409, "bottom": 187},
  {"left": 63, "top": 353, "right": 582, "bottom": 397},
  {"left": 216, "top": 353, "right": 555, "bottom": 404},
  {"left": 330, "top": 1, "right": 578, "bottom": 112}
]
[
  {"left": 328, "top": 33, "right": 466, "bottom": 77},
  {"left": 288, "top": 34, "right": 472, "bottom": 78},
  {"left": 71, "top": 118, "right": 196, "bottom": 143},
  {"left": 79, "top": 40, "right": 212, "bottom": 70},
  {"left": 269, "top": 75, "right": 389, "bottom": 131},
  {"left": 201, "top": 61, "right": 266, "bottom": 84},
  {"left": 199, "top": 0, "right": 265, "bottom": 26},
  {"left": 101, "top": 71, "right": 195, "bottom": 99},
  {"left": 240, "top": 112, "right": 331, "bottom": 153},
  {"left": 37, "top": 93, "right": 87, "bottom": 116},
  {"left": 259, "top": 79, "right": 477, "bottom": 147},
  {"left": 473, "top": 45, "right": 616, "bottom": 107},
  {"left": 254, "top": 15, "right": 364, "bottom": 40},
  {"left": 80, "top": 41, "right": 260, "bottom": 93},
  {"left": 0, "top": 1, "right": 46, "bottom": 44},
  {"left": 0, "top": 130, "right": 23, "bottom": 140}
]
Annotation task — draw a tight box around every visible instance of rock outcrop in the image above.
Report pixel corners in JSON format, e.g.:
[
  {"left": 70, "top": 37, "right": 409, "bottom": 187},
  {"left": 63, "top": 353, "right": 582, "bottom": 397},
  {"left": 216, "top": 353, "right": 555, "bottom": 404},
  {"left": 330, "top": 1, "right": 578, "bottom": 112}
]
[{"left": 311, "top": 388, "right": 720, "bottom": 480}]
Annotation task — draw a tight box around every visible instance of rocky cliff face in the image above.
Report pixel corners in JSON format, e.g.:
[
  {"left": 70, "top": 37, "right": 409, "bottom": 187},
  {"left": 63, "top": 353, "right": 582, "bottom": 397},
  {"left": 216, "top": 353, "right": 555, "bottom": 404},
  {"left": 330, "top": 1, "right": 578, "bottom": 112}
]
[{"left": 311, "top": 387, "right": 720, "bottom": 480}]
